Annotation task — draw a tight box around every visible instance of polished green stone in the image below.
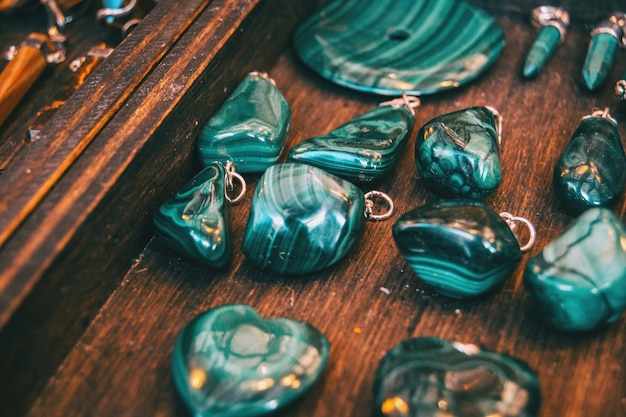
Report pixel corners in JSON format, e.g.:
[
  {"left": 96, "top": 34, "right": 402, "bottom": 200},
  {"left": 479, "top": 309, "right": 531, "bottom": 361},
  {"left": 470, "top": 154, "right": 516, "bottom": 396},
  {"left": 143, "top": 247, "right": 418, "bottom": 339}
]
[
  {"left": 523, "top": 25, "right": 561, "bottom": 78},
  {"left": 198, "top": 72, "right": 291, "bottom": 173},
  {"left": 373, "top": 337, "right": 541, "bottom": 417},
  {"left": 153, "top": 162, "right": 231, "bottom": 268},
  {"left": 293, "top": 0, "right": 505, "bottom": 96},
  {"left": 415, "top": 107, "right": 501, "bottom": 199},
  {"left": 582, "top": 32, "right": 618, "bottom": 91},
  {"left": 287, "top": 104, "right": 414, "bottom": 182},
  {"left": 242, "top": 163, "right": 365, "bottom": 275},
  {"left": 553, "top": 116, "right": 626, "bottom": 215},
  {"left": 392, "top": 200, "right": 521, "bottom": 299},
  {"left": 172, "top": 304, "right": 330, "bottom": 417},
  {"left": 523, "top": 208, "right": 626, "bottom": 332}
]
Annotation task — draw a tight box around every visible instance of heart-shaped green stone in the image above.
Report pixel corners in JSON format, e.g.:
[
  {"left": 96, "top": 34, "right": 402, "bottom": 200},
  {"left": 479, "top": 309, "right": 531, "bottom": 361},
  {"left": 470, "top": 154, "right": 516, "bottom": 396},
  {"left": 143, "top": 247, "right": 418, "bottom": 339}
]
[{"left": 172, "top": 304, "right": 330, "bottom": 417}]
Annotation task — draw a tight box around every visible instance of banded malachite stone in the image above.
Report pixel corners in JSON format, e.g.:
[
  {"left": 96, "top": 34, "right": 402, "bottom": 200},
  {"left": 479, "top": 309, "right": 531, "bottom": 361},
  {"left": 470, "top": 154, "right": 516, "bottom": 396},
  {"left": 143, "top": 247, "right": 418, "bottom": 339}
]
[
  {"left": 392, "top": 200, "right": 522, "bottom": 298},
  {"left": 198, "top": 72, "right": 291, "bottom": 173},
  {"left": 553, "top": 115, "right": 626, "bottom": 215},
  {"left": 523, "top": 208, "right": 626, "bottom": 332},
  {"left": 582, "top": 32, "right": 619, "bottom": 91},
  {"left": 415, "top": 107, "right": 501, "bottom": 199},
  {"left": 242, "top": 163, "right": 365, "bottom": 275},
  {"left": 293, "top": 0, "right": 505, "bottom": 96},
  {"left": 154, "top": 162, "right": 231, "bottom": 268},
  {"left": 172, "top": 304, "right": 330, "bottom": 417},
  {"left": 287, "top": 103, "right": 414, "bottom": 182},
  {"left": 373, "top": 337, "right": 541, "bottom": 417},
  {"left": 523, "top": 25, "right": 562, "bottom": 79}
]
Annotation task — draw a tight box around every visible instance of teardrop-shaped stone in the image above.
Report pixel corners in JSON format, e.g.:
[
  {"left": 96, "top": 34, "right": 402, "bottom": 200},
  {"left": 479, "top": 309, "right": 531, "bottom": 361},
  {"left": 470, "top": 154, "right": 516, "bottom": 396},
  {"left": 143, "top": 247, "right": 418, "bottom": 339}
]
[
  {"left": 242, "top": 163, "right": 365, "bottom": 275},
  {"left": 523, "top": 208, "right": 626, "bottom": 332},
  {"left": 415, "top": 107, "right": 502, "bottom": 198},
  {"left": 153, "top": 162, "right": 231, "bottom": 268},
  {"left": 373, "top": 337, "right": 541, "bottom": 417},
  {"left": 553, "top": 115, "right": 626, "bottom": 215},
  {"left": 172, "top": 304, "right": 330, "bottom": 417},
  {"left": 198, "top": 72, "right": 291, "bottom": 173},
  {"left": 393, "top": 200, "right": 521, "bottom": 299},
  {"left": 287, "top": 104, "right": 414, "bottom": 182}
]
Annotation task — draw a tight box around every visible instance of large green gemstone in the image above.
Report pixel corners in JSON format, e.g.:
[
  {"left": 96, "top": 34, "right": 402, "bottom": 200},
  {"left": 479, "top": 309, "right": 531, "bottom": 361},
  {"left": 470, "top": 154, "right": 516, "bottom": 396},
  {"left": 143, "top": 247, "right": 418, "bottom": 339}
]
[
  {"left": 582, "top": 32, "right": 618, "bottom": 91},
  {"left": 415, "top": 107, "right": 502, "bottom": 199},
  {"left": 373, "top": 337, "right": 541, "bottom": 417},
  {"left": 523, "top": 208, "right": 626, "bottom": 332},
  {"left": 172, "top": 304, "right": 330, "bottom": 417},
  {"left": 553, "top": 115, "right": 626, "bottom": 215},
  {"left": 153, "top": 162, "right": 231, "bottom": 268},
  {"left": 392, "top": 200, "right": 521, "bottom": 299},
  {"left": 287, "top": 104, "right": 414, "bottom": 182},
  {"left": 198, "top": 72, "right": 291, "bottom": 173},
  {"left": 242, "top": 163, "right": 365, "bottom": 275},
  {"left": 523, "top": 25, "right": 561, "bottom": 79}
]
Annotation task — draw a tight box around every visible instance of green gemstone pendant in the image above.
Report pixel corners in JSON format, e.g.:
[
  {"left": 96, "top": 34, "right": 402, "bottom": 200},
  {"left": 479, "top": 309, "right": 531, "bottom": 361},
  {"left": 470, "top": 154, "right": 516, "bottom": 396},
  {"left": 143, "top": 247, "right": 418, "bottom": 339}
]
[
  {"left": 582, "top": 14, "right": 625, "bottom": 91},
  {"left": 523, "top": 7, "right": 569, "bottom": 79}
]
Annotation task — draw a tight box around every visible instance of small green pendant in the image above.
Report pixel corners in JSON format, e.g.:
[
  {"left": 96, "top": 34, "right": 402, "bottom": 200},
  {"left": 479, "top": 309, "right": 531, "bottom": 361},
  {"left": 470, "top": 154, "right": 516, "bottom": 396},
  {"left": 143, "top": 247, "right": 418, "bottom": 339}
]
[
  {"left": 154, "top": 162, "right": 231, "bottom": 268},
  {"left": 523, "top": 25, "right": 561, "bottom": 78},
  {"left": 524, "top": 208, "right": 626, "bottom": 332},
  {"left": 172, "top": 304, "right": 330, "bottom": 417},
  {"left": 198, "top": 72, "right": 291, "bottom": 173},
  {"left": 582, "top": 32, "right": 619, "bottom": 91},
  {"left": 415, "top": 107, "right": 502, "bottom": 199},
  {"left": 242, "top": 163, "right": 365, "bottom": 275},
  {"left": 373, "top": 337, "right": 541, "bottom": 417}
]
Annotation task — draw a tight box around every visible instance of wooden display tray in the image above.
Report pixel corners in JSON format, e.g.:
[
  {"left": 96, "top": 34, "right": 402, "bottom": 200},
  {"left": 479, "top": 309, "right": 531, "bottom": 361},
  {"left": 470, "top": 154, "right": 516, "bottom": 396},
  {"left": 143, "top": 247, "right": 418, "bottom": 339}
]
[{"left": 0, "top": 1, "right": 625, "bottom": 416}]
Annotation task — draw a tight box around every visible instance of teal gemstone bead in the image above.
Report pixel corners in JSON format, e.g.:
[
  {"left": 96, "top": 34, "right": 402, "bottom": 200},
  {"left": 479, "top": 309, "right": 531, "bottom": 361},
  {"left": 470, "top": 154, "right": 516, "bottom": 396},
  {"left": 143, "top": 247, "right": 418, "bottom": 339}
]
[
  {"left": 523, "top": 208, "right": 626, "bottom": 332},
  {"left": 415, "top": 107, "right": 502, "bottom": 199},
  {"left": 553, "top": 115, "right": 626, "bottom": 215},
  {"left": 393, "top": 200, "right": 522, "bottom": 299},
  {"left": 293, "top": 0, "right": 505, "bottom": 96},
  {"left": 172, "top": 304, "right": 330, "bottom": 417},
  {"left": 523, "top": 25, "right": 561, "bottom": 79},
  {"left": 154, "top": 162, "right": 231, "bottom": 268},
  {"left": 198, "top": 72, "right": 291, "bottom": 173},
  {"left": 582, "top": 32, "right": 618, "bottom": 91},
  {"left": 373, "top": 337, "right": 541, "bottom": 417},
  {"left": 287, "top": 104, "right": 414, "bottom": 182},
  {"left": 242, "top": 163, "right": 365, "bottom": 275}
]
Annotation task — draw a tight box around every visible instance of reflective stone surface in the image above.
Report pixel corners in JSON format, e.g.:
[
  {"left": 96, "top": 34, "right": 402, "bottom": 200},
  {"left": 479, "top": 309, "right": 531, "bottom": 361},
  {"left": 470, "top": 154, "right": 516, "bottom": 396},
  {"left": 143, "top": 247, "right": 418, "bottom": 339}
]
[
  {"left": 582, "top": 33, "right": 618, "bottom": 91},
  {"left": 523, "top": 25, "right": 561, "bottom": 79}
]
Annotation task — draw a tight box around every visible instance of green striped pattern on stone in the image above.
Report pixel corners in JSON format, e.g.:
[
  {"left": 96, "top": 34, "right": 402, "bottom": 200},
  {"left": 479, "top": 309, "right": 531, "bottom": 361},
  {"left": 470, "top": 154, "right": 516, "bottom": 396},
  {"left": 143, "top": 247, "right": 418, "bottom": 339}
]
[
  {"left": 242, "top": 163, "right": 365, "bottom": 275},
  {"left": 198, "top": 72, "right": 291, "bottom": 173},
  {"left": 523, "top": 25, "right": 561, "bottom": 78},
  {"left": 392, "top": 200, "right": 521, "bottom": 299},
  {"left": 287, "top": 104, "right": 414, "bottom": 182},
  {"left": 172, "top": 304, "right": 330, "bottom": 417},
  {"left": 154, "top": 162, "right": 231, "bottom": 268},
  {"left": 293, "top": 0, "right": 505, "bottom": 96},
  {"left": 553, "top": 116, "right": 626, "bottom": 215},
  {"left": 373, "top": 337, "right": 541, "bottom": 417},
  {"left": 415, "top": 107, "right": 501, "bottom": 199},
  {"left": 523, "top": 208, "right": 626, "bottom": 332},
  {"left": 582, "top": 32, "right": 618, "bottom": 91}
]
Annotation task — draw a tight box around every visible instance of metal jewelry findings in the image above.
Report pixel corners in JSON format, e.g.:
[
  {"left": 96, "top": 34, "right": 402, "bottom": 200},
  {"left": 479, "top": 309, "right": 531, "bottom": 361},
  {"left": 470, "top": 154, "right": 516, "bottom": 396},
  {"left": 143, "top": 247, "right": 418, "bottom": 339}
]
[
  {"left": 581, "top": 12, "right": 626, "bottom": 91},
  {"left": 523, "top": 6, "right": 570, "bottom": 78},
  {"left": 616, "top": 70, "right": 626, "bottom": 101}
]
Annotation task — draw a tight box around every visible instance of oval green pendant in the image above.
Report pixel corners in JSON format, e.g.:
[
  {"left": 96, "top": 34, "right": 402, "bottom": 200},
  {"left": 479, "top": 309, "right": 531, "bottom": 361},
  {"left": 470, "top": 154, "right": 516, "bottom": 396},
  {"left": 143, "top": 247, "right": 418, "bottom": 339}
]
[
  {"left": 242, "top": 163, "right": 365, "bottom": 275},
  {"left": 198, "top": 72, "right": 291, "bottom": 173}
]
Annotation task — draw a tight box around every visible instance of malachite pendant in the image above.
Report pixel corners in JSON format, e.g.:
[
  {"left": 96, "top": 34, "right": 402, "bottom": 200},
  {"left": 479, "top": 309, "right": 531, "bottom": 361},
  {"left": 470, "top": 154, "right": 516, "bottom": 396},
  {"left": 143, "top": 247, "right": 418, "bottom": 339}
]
[
  {"left": 522, "top": 7, "right": 569, "bottom": 79},
  {"left": 582, "top": 14, "right": 625, "bottom": 91},
  {"left": 198, "top": 72, "right": 291, "bottom": 173},
  {"left": 242, "top": 163, "right": 366, "bottom": 275},
  {"left": 393, "top": 200, "right": 529, "bottom": 299},
  {"left": 287, "top": 96, "right": 417, "bottom": 183},
  {"left": 373, "top": 337, "right": 541, "bottom": 417},
  {"left": 154, "top": 162, "right": 232, "bottom": 268},
  {"left": 172, "top": 304, "right": 330, "bottom": 417},
  {"left": 524, "top": 208, "right": 626, "bottom": 332},
  {"left": 415, "top": 107, "right": 502, "bottom": 199},
  {"left": 553, "top": 109, "right": 626, "bottom": 215}
]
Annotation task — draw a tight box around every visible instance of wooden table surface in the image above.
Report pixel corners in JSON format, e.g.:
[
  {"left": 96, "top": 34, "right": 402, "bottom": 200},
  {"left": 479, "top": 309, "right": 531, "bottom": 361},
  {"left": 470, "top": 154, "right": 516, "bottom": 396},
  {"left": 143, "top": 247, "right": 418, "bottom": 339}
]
[{"left": 5, "top": 2, "right": 626, "bottom": 417}]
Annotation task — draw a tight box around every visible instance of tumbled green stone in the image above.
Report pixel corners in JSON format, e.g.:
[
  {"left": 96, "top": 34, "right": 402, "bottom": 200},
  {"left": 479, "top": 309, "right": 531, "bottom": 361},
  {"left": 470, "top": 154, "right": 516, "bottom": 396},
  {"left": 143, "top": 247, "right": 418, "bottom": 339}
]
[
  {"left": 287, "top": 104, "right": 414, "bottom": 182},
  {"left": 392, "top": 200, "right": 521, "bottom": 299},
  {"left": 582, "top": 32, "right": 618, "bottom": 91},
  {"left": 523, "top": 25, "right": 561, "bottom": 79},
  {"left": 523, "top": 208, "right": 626, "bottom": 332},
  {"left": 242, "top": 163, "right": 365, "bottom": 275},
  {"left": 198, "top": 72, "right": 291, "bottom": 173},
  {"left": 373, "top": 337, "right": 541, "bottom": 417},
  {"left": 172, "top": 304, "right": 330, "bottom": 417},
  {"left": 553, "top": 116, "right": 626, "bottom": 215},
  {"left": 415, "top": 107, "right": 501, "bottom": 199},
  {"left": 154, "top": 162, "right": 231, "bottom": 268}
]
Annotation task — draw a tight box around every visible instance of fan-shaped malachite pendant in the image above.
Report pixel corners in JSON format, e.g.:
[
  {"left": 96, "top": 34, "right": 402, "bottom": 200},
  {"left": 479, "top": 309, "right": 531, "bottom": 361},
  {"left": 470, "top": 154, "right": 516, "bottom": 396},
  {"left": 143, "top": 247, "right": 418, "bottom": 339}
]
[
  {"left": 198, "top": 72, "right": 291, "bottom": 173},
  {"left": 172, "top": 304, "right": 330, "bottom": 417}
]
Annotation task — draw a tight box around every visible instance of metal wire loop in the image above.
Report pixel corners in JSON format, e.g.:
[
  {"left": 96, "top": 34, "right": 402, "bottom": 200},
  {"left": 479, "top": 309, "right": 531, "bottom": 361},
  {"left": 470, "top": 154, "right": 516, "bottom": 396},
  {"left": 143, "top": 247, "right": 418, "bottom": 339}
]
[
  {"left": 364, "top": 190, "right": 394, "bottom": 221},
  {"left": 500, "top": 212, "right": 536, "bottom": 252},
  {"left": 224, "top": 161, "right": 246, "bottom": 204}
]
